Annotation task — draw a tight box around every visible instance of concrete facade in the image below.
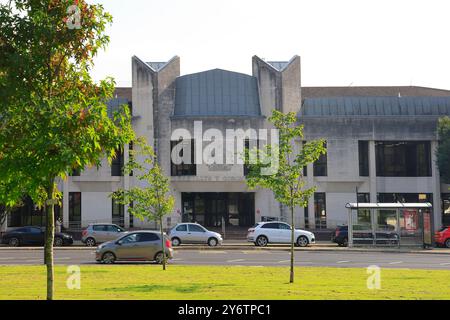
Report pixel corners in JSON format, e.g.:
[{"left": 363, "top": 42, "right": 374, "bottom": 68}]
[{"left": 3, "top": 55, "right": 450, "bottom": 233}]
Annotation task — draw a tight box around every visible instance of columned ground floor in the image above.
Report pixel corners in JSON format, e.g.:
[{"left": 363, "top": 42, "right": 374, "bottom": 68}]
[{"left": 2, "top": 182, "right": 449, "bottom": 233}]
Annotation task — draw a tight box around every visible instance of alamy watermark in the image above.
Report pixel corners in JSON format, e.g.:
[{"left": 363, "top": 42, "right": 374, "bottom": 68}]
[
  {"left": 171, "top": 121, "right": 280, "bottom": 175},
  {"left": 66, "top": 265, "right": 81, "bottom": 290},
  {"left": 366, "top": 265, "right": 381, "bottom": 290}
]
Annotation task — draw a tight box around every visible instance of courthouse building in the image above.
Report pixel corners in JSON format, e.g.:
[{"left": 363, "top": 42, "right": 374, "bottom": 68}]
[{"left": 3, "top": 55, "right": 450, "bottom": 233}]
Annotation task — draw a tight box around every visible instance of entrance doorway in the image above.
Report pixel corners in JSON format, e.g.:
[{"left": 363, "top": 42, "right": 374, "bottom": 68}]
[{"left": 181, "top": 193, "right": 255, "bottom": 228}]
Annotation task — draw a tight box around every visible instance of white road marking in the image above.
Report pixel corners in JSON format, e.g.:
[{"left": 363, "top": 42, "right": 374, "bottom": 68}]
[
  {"left": 439, "top": 262, "right": 450, "bottom": 266},
  {"left": 388, "top": 261, "right": 403, "bottom": 265},
  {"left": 277, "top": 260, "right": 290, "bottom": 263},
  {"left": 336, "top": 260, "right": 350, "bottom": 264},
  {"left": 227, "top": 259, "right": 245, "bottom": 263},
  {"left": 0, "top": 257, "right": 14, "bottom": 260},
  {"left": 54, "top": 257, "right": 71, "bottom": 260},
  {"left": 25, "top": 259, "right": 43, "bottom": 263},
  {"left": 171, "top": 258, "right": 184, "bottom": 261},
  {"left": 198, "top": 251, "right": 227, "bottom": 254}
]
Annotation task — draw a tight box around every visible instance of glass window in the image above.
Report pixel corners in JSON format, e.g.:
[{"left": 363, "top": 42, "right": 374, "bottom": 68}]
[
  {"left": 107, "top": 225, "right": 123, "bottom": 232},
  {"left": 112, "top": 199, "right": 124, "bottom": 227},
  {"left": 261, "top": 223, "right": 279, "bottom": 229},
  {"left": 243, "top": 138, "right": 258, "bottom": 176},
  {"left": 188, "top": 224, "right": 206, "bottom": 232},
  {"left": 69, "top": 192, "right": 81, "bottom": 228},
  {"left": 279, "top": 223, "right": 291, "bottom": 230},
  {"left": 93, "top": 225, "right": 106, "bottom": 232},
  {"left": 442, "top": 194, "right": 450, "bottom": 226},
  {"left": 358, "top": 141, "right": 369, "bottom": 176},
  {"left": 377, "top": 193, "right": 432, "bottom": 204},
  {"left": 313, "top": 142, "right": 327, "bottom": 176},
  {"left": 111, "top": 148, "right": 124, "bottom": 176},
  {"left": 138, "top": 233, "right": 159, "bottom": 242},
  {"left": 314, "top": 193, "right": 327, "bottom": 229},
  {"left": 120, "top": 233, "right": 138, "bottom": 244},
  {"left": 171, "top": 139, "right": 196, "bottom": 176},
  {"left": 176, "top": 224, "right": 187, "bottom": 232},
  {"left": 376, "top": 141, "right": 431, "bottom": 177},
  {"left": 357, "top": 193, "right": 370, "bottom": 203}
]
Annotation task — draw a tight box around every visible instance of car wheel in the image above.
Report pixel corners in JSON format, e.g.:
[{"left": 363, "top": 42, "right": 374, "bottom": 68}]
[
  {"left": 208, "top": 237, "right": 218, "bottom": 247},
  {"left": 296, "top": 236, "right": 309, "bottom": 247},
  {"left": 8, "top": 237, "right": 20, "bottom": 247},
  {"left": 256, "top": 236, "right": 268, "bottom": 247},
  {"left": 171, "top": 237, "right": 181, "bottom": 247},
  {"left": 102, "top": 252, "right": 116, "bottom": 264},
  {"left": 154, "top": 251, "right": 165, "bottom": 264},
  {"left": 85, "top": 237, "right": 96, "bottom": 247},
  {"left": 54, "top": 237, "right": 64, "bottom": 247},
  {"left": 342, "top": 238, "right": 348, "bottom": 247},
  {"left": 445, "top": 238, "right": 450, "bottom": 248}
]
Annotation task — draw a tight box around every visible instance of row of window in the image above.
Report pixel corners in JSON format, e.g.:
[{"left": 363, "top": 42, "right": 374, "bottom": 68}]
[{"left": 170, "top": 140, "right": 433, "bottom": 178}]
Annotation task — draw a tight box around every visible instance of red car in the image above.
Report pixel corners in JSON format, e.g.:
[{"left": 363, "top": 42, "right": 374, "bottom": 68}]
[{"left": 435, "top": 226, "right": 450, "bottom": 248}]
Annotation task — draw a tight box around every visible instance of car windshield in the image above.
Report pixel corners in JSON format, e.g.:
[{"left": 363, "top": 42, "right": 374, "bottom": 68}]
[{"left": 438, "top": 227, "right": 448, "bottom": 232}]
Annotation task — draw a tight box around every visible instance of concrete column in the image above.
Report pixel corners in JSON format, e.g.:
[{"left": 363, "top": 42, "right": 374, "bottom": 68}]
[
  {"left": 124, "top": 143, "right": 130, "bottom": 229},
  {"left": 307, "top": 162, "right": 315, "bottom": 229},
  {"left": 63, "top": 177, "right": 69, "bottom": 229},
  {"left": 368, "top": 141, "right": 377, "bottom": 203},
  {"left": 431, "top": 141, "right": 442, "bottom": 231}
]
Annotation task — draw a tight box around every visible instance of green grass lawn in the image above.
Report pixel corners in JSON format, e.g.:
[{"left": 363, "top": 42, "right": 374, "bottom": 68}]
[{"left": 0, "top": 265, "right": 449, "bottom": 300}]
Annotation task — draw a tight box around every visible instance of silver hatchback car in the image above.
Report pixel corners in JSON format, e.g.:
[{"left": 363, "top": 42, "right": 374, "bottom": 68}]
[
  {"left": 169, "top": 223, "right": 223, "bottom": 247},
  {"left": 82, "top": 223, "right": 126, "bottom": 247},
  {"left": 95, "top": 230, "right": 173, "bottom": 264}
]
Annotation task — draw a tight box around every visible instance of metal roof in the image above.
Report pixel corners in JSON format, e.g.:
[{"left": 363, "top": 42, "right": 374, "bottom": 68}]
[
  {"left": 300, "top": 96, "right": 450, "bottom": 117},
  {"left": 174, "top": 69, "right": 261, "bottom": 117},
  {"left": 346, "top": 203, "right": 432, "bottom": 209}
]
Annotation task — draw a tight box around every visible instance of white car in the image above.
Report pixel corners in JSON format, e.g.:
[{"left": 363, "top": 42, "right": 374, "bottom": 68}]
[{"left": 247, "top": 221, "right": 315, "bottom": 247}]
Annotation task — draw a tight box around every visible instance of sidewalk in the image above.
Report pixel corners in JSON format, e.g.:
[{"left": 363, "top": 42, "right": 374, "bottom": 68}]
[{"left": 0, "top": 240, "right": 449, "bottom": 254}]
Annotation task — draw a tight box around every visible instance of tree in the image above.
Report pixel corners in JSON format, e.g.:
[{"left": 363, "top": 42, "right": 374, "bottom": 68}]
[
  {"left": 245, "top": 110, "right": 326, "bottom": 283},
  {"left": 0, "top": 0, "right": 134, "bottom": 300},
  {"left": 437, "top": 116, "right": 450, "bottom": 184},
  {"left": 111, "top": 139, "right": 175, "bottom": 270}
]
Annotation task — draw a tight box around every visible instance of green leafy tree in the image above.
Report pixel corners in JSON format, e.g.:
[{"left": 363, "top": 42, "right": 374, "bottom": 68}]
[
  {"left": 0, "top": 0, "right": 134, "bottom": 300},
  {"left": 111, "top": 139, "right": 175, "bottom": 270},
  {"left": 245, "top": 110, "right": 326, "bottom": 283},
  {"left": 437, "top": 116, "right": 450, "bottom": 184}
]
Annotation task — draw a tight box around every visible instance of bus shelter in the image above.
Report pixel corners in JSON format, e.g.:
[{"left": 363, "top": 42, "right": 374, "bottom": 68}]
[{"left": 345, "top": 203, "right": 433, "bottom": 248}]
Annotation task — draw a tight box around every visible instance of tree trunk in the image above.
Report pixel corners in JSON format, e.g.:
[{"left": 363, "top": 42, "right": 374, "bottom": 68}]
[
  {"left": 290, "top": 205, "right": 295, "bottom": 284},
  {"left": 45, "top": 179, "right": 55, "bottom": 300},
  {"left": 159, "top": 216, "right": 166, "bottom": 271}
]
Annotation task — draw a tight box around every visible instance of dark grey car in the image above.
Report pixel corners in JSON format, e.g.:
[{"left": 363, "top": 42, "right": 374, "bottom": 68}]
[{"left": 95, "top": 231, "right": 173, "bottom": 264}]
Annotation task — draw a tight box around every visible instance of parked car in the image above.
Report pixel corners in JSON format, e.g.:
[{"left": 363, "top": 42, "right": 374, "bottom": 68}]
[
  {"left": 435, "top": 226, "right": 450, "bottom": 248},
  {"left": 331, "top": 225, "right": 349, "bottom": 246},
  {"left": 168, "top": 223, "right": 223, "bottom": 247},
  {"left": 81, "top": 223, "right": 126, "bottom": 246},
  {"left": 95, "top": 230, "right": 173, "bottom": 264},
  {"left": 247, "top": 221, "right": 315, "bottom": 247},
  {"left": 332, "top": 225, "right": 401, "bottom": 246},
  {"left": 1, "top": 226, "right": 73, "bottom": 247}
]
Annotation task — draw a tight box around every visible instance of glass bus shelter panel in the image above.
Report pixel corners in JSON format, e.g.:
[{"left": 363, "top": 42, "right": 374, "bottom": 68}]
[
  {"left": 399, "top": 208, "right": 423, "bottom": 246},
  {"left": 374, "top": 209, "right": 399, "bottom": 247},
  {"left": 351, "top": 209, "right": 374, "bottom": 245}
]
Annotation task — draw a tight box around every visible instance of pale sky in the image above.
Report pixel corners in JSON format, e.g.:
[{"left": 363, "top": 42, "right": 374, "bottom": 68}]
[{"left": 89, "top": 0, "right": 450, "bottom": 90}]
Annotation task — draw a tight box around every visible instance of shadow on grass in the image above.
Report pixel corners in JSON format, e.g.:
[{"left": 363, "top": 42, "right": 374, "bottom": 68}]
[{"left": 104, "top": 283, "right": 235, "bottom": 294}]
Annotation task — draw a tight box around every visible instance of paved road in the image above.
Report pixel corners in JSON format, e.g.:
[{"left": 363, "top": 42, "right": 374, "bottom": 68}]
[{"left": 1, "top": 249, "right": 449, "bottom": 269}]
